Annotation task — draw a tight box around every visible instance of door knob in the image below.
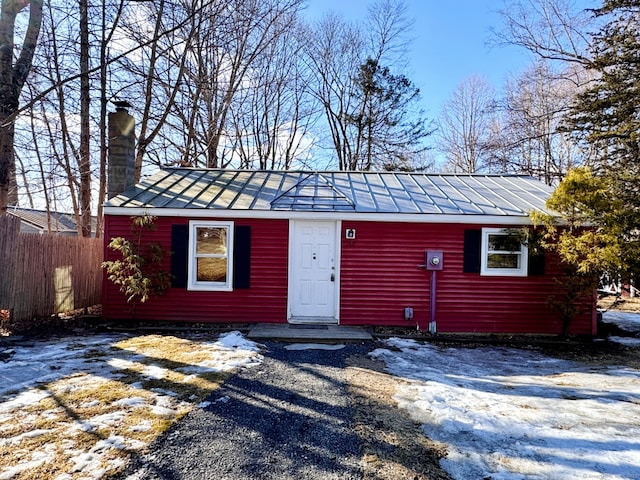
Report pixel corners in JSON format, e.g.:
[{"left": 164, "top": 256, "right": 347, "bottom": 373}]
[{"left": 330, "top": 273, "right": 335, "bottom": 282}]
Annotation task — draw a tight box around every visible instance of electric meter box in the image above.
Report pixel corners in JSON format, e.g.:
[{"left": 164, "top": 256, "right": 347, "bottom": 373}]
[{"left": 426, "top": 250, "right": 443, "bottom": 271}]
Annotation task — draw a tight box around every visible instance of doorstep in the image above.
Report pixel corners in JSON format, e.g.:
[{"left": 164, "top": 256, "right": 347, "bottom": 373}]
[{"left": 248, "top": 323, "right": 373, "bottom": 342}]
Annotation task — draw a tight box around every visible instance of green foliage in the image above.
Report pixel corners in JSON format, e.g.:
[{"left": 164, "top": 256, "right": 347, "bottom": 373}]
[
  {"left": 530, "top": 167, "right": 621, "bottom": 336},
  {"left": 558, "top": 1, "right": 640, "bottom": 283},
  {"left": 102, "top": 214, "right": 171, "bottom": 305},
  {"left": 348, "top": 58, "right": 431, "bottom": 171},
  {"left": 532, "top": 167, "right": 624, "bottom": 275},
  {"left": 519, "top": 1, "right": 640, "bottom": 334},
  {"left": 567, "top": 0, "right": 640, "bottom": 279}
]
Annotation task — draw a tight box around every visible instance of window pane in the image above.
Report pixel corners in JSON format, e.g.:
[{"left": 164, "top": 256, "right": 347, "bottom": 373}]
[
  {"left": 196, "top": 257, "right": 227, "bottom": 282},
  {"left": 196, "top": 227, "right": 227, "bottom": 254},
  {"left": 488, "top": 253, "right": 520, "bottom": 269},
  {"left": 488, "top": 233, "right": 521, "bottom": 252}
]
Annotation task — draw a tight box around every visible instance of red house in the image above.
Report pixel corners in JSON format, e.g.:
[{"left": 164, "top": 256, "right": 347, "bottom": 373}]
[{"left": 102, "top": 169, "right": 596, "bottom": 336}]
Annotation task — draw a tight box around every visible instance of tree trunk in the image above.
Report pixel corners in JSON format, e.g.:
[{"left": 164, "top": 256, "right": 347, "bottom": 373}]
[
  {"left": 0, "top": 1, "right": 19, "bottom": 214},
  {"left": 0, "top": 0, "right": 43, "bottom": 214},
  {"left": 0, "top": 112, "right": 15, "bottom": 214},
  {"left": 78, "top": 0, "right": 91, "bottom": 236}
]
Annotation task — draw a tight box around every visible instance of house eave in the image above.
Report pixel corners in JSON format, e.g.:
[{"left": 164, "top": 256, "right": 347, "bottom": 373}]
[{"left": 102, "top": 206, "right": 547, "bottom": 225}]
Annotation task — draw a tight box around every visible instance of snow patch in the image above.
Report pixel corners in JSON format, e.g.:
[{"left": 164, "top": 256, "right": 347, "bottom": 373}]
[
  {"left": 372, "top": 338, "right": 640, "bottom": 479},
  {"left": 608, "top": 336, "right": 640, "bottom": 346},
  {"left": 601, "top": 311, "right": 640, "bottom": 335},
  {"left": 0, "top": 450, "right": 53, "bottom": 480},
  {"left": 114, "top": 397, "right": 148, "bottom": 408},
  {"left": 0, "top": 331, "right": 263, "bottom": 479},
  {"left": 214, "top": 331, "right": 262, "bottom": 352}
]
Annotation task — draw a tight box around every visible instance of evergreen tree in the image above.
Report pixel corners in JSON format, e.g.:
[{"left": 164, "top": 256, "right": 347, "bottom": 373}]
[
  {"left": 568, "top": 0, "right": 640, "bottom": 170},
  {"left": 348, "top": 58, "right": 430, "bottom": 171},
  {"left": 531, "top": 167, "right": 624, "bottom": 335},
  {"left": 562, "top": 0, "right": 640, "bottom": 282}
]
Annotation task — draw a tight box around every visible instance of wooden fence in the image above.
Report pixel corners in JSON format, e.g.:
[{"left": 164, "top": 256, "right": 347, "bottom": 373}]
[{"left": 0, "top": 215, "right": 103, "bottom": 332}]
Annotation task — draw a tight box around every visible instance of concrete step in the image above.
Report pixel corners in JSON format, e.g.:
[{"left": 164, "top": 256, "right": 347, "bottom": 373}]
[{"left": 248, "top": 323, "right": 373, "bottom": 342}]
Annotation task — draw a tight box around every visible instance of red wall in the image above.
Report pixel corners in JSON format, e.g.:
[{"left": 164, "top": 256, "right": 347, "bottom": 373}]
[
  {"left": 339, "top": 221, "right": 594, "bottom": 335},
  {"left": 103, "top": 216, "right": 595, "bottom": 335},
  {"left": 102, "top": 215, "right": 289, "bottom": 324}
]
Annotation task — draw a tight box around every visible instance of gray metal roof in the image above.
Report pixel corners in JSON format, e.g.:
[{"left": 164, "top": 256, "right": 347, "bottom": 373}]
[
  {"left": 8, "top": 207, "right": 80, "bottom": 234},
  {"left": 105, "top": 168, "right": 556, "bottom": 217}
]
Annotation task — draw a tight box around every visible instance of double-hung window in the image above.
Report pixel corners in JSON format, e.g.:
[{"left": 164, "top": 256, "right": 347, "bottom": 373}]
[
  {"left": 480, "top": 228, "right": 528, "bottom": 276},
  {"left": 188, "top": 221, "right": 234, "bottom": 290}
]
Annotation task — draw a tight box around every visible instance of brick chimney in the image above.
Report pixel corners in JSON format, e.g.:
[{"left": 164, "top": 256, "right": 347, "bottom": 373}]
[{"left": 107, "top": 101, "right": 136, "bottom": 199}]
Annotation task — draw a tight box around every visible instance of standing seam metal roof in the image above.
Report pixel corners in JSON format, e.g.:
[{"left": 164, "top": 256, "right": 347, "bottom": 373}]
[{"left": 105, "top": 168, "right": 556, "bottom": 216}]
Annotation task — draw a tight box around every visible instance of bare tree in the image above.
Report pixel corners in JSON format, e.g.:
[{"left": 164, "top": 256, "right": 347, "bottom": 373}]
[
  {"left": 305, "top": 14, "right": 364, "bottom": 170},
  {"left": 230, "top": 20, "right": 316, "bottom": 169},
  {"left": 77, "top": 0, "right": 91, "bottom": 236},
  {"left": 113, "top": 0, "right": 203, "bottom": 181},
  {"left": 7, "top": 0, "right": 145, "bottom": 238},
  {"left": 436, "top": 75, "right": 495, "bottom": 173},
  {"left": 22, "top": 0, "right": 124, "bottom": 236},
  {"left": 157, "top": 0, "right": 305, "bottom": 169},
  {"left": 487, "top": 0, "right": 598, "bottom": 184},
  {"left": 0, "top": 0, "right": 42, "bottom": 214},
  {"left": 488, "top": 61, "right": 589, "bottom": 184},
  {"left": 306, "top": 0, "right": 428, "bottom": 171},
  {"left": 95, "top": 0, "right": 126, "bottom": 238},
  {"left": 5, "top": 0, "right": 426, "bottom": 217},
  {"left": 491, "top": 0, "right": 595, "bottom": 66},
  {"left": 365, "top": 0, "right": 413, "bottom": 66}
]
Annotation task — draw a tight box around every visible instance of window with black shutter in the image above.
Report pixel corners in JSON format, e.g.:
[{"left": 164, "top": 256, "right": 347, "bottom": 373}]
[
  {"left": 464, "top": 228, "right": 541, "bottom": 277},
  {"left": 170, "top": 222, "right": 251, "bottom": 290}
]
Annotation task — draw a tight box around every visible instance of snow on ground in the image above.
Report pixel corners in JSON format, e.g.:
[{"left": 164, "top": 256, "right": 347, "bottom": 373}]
[
  {"left": 0, "top": 331, "right": 262, "bottom": 479},
  {"left": 602, "top": 310, "right": 640, "bottom": 336},
  {"left": 601, "top": 311, "right": 640, "bottom": 346},
  {"left": 608, "top": 336, "right": 640, "bottom": 346},
  {"left": 371, "top": 338, "right": 640, "bottom": 480}
]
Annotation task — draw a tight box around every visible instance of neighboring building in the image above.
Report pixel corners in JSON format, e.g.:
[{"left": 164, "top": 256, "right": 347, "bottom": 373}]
[
  {"left": 8, "top": 207, "right": 82, "bottom": 236},
  {"left": 102, "top": 168, "right": 597, "bottom": 335}
]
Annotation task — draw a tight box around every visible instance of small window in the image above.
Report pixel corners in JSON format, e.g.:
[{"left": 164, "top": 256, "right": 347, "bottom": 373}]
[
  {"left": 188, "top": 221, "right": 234, "bottom": 290},
  {"left": 480, "top": 228, "right": 528, "bottom": 276}
]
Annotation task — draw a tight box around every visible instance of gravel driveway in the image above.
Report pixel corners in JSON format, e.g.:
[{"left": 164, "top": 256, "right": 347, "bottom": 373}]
[{"left": 119, "top": 341, "right": 371, "bottom": 479}]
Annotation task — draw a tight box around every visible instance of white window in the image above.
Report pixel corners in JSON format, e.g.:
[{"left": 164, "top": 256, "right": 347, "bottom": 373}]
[
  {"left": 188, "top": 221, "right": 234, "bottom": 290},
  {"left": 480, "top": 228, "right": 528, "bottom": 277}
]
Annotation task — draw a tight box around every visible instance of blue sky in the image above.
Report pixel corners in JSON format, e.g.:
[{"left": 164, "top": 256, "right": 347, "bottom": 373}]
[{"left": 304, "top": 0, "right": 533, "bottom": 118}]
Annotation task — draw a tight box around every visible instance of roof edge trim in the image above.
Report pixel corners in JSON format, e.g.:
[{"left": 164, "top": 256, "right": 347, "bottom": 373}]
[{"left": 103, "top": 206, "right": 544, "bottom": 225}]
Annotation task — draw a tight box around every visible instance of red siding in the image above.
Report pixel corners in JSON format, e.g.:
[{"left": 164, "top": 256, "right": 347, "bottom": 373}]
[
  {"left": 103, "top": 216, "right": 595, "bottom": 335},
  {"left": 339, "top": 221, "right": 594, "bottom": 335},
  {"left": 103, "top": 216, "right": 289, "bottom": 324}
]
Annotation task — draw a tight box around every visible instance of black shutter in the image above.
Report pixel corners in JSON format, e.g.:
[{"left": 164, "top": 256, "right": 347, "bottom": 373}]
[
  {"left": 171, "top": 224, "right": 188, "bottom": 288},
  {"left": 463, "top": 229, "right": 481, "bottom": 273},
  {"left": 233, "top": 226, "right": 251, "bottom": 289},
  {"left": 528, "top": 250, "right": 546, "bottom": 276}
]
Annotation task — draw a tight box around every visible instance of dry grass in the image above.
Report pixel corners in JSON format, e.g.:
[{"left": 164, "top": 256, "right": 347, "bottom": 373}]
[
  {"left": 0, "top": 334, "right": 242, "bottom": 480},
  {"left": 345, "top": 355, "right": 452, "bottom": 480},
  {"left": 598, "top": 295, "right": 640, "bottom": 312}
]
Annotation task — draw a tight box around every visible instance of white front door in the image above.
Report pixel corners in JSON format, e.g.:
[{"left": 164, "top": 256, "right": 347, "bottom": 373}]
[{"left": 289, "top": 221, "right": 339, "bottom": 322}]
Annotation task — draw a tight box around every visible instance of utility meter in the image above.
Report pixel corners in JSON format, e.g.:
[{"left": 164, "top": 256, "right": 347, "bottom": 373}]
[{"left": 426, "top": 250, "right": 443, "bottom": 271}]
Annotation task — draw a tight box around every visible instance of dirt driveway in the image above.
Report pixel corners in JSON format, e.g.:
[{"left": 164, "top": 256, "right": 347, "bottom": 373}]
[{"left": 116, "top": 341, "right": 450, "bottom": 480}]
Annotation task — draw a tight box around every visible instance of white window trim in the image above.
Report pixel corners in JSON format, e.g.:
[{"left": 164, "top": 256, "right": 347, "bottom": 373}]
[
  {"left": 187, "top": 220, "right": 234, "bottom": 291},
  {"left": 480, "top": 227, "right": 528, "bottom": 277}
]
